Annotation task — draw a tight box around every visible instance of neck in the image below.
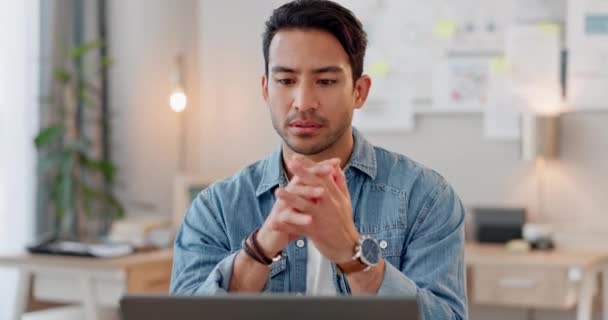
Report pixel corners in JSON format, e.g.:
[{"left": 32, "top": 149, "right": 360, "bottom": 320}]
[{"left": 282, "top": 128, "right": 354, "bottom": 180}]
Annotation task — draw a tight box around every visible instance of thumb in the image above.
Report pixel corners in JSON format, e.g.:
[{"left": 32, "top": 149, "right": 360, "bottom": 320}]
[{"left": 332, "top": 162, "right": 348, "bottom": 197}]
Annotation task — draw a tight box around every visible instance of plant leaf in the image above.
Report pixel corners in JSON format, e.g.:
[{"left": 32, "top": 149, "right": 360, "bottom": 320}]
[
  {"left": 108, "top": 195, "right": 125, "bottom": 220},
  {"left": 99, "top": 192, "right": 125, "bottom": 220},
  {"left": 74, "top": 177, "right": 125, "bottom": 220},
  {"left": 80, "top": 154, "right": 117, "bottom": 181},
  {"left": 50, "top": 173, "right": 64, "bottom": 221},
  {"left": 67, "top": 138, "right": 90, "bottom": 154},
  {"left": 79, "top": 88, "right": 94, "bottom": 108},
  {"left": 100, "top": 56, "right": 114, "bottom": 68},
  {"left": 57, "top": 151, "right": 74, "bottom": 218},
  {"left": 79, "top": 180, "right": 94, "bottom": 218},
  {"left": 34, "top": 126, "right": 64, "bottom": 148},
  {"left": 53, "top": 68, "right": 71, "bottom": 83},
  {"left": 69, "top": 39, "right": 104, "bottom": 59},
  {"left": 37, "top": 151, "right": 63, "bottom": 175}
]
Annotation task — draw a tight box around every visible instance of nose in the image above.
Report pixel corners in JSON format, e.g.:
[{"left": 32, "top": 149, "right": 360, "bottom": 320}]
[{"left": 293, "top": 83, "right": 319, "bottom": 112}]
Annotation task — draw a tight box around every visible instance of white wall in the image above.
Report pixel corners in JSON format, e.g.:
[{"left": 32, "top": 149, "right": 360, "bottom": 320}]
[
  {"left": 0, "top": 0, "right": 39, "bottom": 318},
  {"left": 108, "top": 0, "right": 201, "bottom": 217},
  {"left": 196, "top": 0, "right": 286, "bottom": 178}
]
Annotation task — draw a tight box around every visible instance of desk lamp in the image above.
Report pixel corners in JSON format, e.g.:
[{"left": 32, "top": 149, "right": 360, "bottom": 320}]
[
  {"left": 169, "top": 53, "right": 187, "bottom": 171},
  {"left": 521, "top": 113, "right": 559, "bottom": 247}
]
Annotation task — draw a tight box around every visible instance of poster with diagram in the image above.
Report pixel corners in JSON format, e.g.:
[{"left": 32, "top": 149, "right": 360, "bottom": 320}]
[{"left": 432, "top": 57, "right": 490, "bottom": 111}]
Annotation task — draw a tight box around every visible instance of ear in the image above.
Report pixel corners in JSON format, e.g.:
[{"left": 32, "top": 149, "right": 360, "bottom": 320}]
[
  {"left": 353, "top": 75, "right": 371, "bottom": 110},
  {"left": 261, "top": 74, "right": 269, "bottom": 104}
]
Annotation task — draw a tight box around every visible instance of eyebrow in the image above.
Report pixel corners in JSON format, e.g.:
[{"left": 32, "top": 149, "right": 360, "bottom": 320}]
[{"left": 271, "top": 65, "right": 344, "bottom": 74}]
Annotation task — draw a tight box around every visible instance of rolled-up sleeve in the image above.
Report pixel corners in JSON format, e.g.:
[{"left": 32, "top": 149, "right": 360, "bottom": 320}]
[
  {"left": 377, "top": 179, "right": 468, "bottom": 320},
  {"left": 170, "top": 188, "right": 237, "bottom": 295}
]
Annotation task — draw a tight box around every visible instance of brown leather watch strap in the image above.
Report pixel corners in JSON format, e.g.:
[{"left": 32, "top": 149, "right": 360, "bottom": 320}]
[{"left": 337, "top": 258, "right": 368, "bottom": 274}]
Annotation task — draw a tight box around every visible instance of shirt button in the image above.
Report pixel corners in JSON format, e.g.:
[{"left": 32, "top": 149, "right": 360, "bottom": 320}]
[
  {"left": 296, "top": 239, "right": 305, "bottom": 248},
  {"left": 379, "top": 240, "right": 388, "bottom": 249}
]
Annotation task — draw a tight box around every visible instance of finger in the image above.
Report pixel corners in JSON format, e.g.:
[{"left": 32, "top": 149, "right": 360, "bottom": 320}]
[
  {"left": 290, "top": 175, "right": 302, "bottom": 186},
  {"left": 276, "top": 188, "right": 316, "bottom": 213},
  {"left": 318, "top": 171, "right": 342, "bottom": 198},
  {"left": 333, "top": 165, "right": 348, "bottom": 196},
  {"left": 270, "top": 217, "right": 303, "bottom": 236},
  {"left": 325, "top": 158, "right": 342, "bottom": 168},
  {"left": 288, "top": 155, "right": 340, "bottom": 172},
  {"left": 308, "top": 158, "right": 341, "bottom": 179},
  {"left": 317, "top": 158, "right": 347, "bottom": 196},
  {"left": 289, "top": 156, "right": 332, "bottom": 177},
  {"left": 308, "top": 163, "right": 334, "bottom": 176},
  {"left": 278, "top": 209, "right": 312, "bottom": 226},
  {"left": 272, "top": 193, "right": 290, "bottom": 211},
  {"left": 284, "top": 184, "right": 324, "bottom": 199},
  {"left": 290, "top": 161, "right": 331, "bottom": 186},
  {"left": 316, "top": 158, "right": 341, "bottom": 168}
]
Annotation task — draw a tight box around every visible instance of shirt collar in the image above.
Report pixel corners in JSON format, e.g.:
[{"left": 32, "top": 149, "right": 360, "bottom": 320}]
[{"left": 255, "top": 127, "right": 377, "bottom": 197}]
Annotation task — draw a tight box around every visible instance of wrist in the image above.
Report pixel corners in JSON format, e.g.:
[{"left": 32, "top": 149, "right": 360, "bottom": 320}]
[
  {"left": 337, "top": 234, "right": 382, "bottom": 275},
  {"left": 345, "top": 258, "right": 385, "bottom": 294},
  {"left": 337, "top": 230, "right": 361, "bottom": 265},
  {"left": 257, "top": 225, "right": 285, "bottom": 258}
]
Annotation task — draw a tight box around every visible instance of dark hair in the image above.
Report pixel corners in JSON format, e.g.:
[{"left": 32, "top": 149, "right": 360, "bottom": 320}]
[{"left": 262, "top": 0, "right": 367, "bottom": 83}]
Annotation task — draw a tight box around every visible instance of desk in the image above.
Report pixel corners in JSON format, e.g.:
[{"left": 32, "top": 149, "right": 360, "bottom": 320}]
[
  {"left": 0, "top": 249, "right": 173, "bottom": 320},
  {"left": 466, "top": 243, "right": 608, "bottom": 320},
  {"left": 4, "top": 245, "right": 606, "bottom": 320}
]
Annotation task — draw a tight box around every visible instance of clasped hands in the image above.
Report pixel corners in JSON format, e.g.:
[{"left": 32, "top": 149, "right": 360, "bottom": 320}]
[{"left": 257, "top": 155, "right": 360, "bottom": 265}]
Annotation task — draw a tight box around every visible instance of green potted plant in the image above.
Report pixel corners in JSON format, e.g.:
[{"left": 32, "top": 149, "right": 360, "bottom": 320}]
[{"left": 34, "top": 39, "right": 124, "bottom": 241}]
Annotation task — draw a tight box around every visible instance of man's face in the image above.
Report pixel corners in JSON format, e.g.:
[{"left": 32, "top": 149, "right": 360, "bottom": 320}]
[{"left": 262, "top": 29, "right": 369, "bottom": 156}]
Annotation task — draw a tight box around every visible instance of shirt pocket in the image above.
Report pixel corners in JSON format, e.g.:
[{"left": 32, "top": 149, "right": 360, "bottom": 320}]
[
  {"left": 356, "top": 183, "right": 407, "bottom": 233},
  {"left": 265, "top": 256, "right": 288, "bottom": 292}
]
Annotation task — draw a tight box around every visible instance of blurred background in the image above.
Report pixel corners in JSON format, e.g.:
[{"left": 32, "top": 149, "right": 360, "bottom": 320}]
[{"left": 1, "top": 0, "right": 607, "bottom": 319}]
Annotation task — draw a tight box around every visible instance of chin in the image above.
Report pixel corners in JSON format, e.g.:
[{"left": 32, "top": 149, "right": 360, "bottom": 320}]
[{"left": 285, "top": 137, "right": 333, "bottom": 155}]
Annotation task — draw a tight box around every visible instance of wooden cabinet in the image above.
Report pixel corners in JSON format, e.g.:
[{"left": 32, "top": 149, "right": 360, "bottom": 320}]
[
  {"left": 466, "top": 243, "right": 608, "bottom": 320},
  {"left": 126, "top": 257, "right": 173, "bottom": 293},
  {"left": 471, "top": 264, "right": 578, "bottom": 308}
]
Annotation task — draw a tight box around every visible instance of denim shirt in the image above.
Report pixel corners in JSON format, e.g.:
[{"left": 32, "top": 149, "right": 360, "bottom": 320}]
[{"left": 171, "top": 129, "right": 468, "bottom": 320}]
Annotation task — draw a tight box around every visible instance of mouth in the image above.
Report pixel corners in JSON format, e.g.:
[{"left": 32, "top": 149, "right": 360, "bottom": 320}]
[{"left": 288, "top": 119, "right": 323, "bottom": 135}]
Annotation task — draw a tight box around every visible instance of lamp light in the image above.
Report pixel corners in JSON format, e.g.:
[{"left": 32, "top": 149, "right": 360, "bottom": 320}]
[
  {"left": 521, "top": 113, "right": 560, "bottom": 223},
  {"left": 169, "top": 54, "right": 187, "bottom": 112}
]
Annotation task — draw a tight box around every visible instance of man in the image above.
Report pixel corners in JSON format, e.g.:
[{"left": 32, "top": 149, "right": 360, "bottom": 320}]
[{"left": 170, "top": 0, "right": 467, "bottom": 319}]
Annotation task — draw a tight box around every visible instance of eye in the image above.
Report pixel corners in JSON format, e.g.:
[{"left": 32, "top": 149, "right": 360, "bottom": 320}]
[
  {"left": 276, "top": 79, "right": 295, "bottom": 86},
  {"left": 318, "top": 79, "right": 337, "bottom": 86}
]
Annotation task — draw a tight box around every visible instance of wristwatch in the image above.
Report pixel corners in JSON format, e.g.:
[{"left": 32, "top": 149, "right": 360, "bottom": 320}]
[{"left": 337, "top": 236, "right": 382, "bottom": 274}]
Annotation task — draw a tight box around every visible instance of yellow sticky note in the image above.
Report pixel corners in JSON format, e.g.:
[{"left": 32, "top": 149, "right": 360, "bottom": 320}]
[
  {"left": 538, "top": 22, "right": 560, "bottom": 35},
  {"left": 490, "top": 57, "right": 510, "bottom": 74},
  {"left": 368, "top": 61, "right": 390, "bottom": 77},
  {"left": 434, "top": 19, "right": 457, "bottom": 39}
]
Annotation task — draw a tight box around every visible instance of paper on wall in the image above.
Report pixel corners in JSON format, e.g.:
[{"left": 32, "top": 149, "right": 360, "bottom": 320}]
[
  {"left": 353, "top": 76, "right": 414, "bottom": 132},
  {"left": 567, "top": 0, "right": 608, "bottom": 109},
  {"left": 505, "top": 24, "right": 562, "bottom": 114},
  {"left": 432, "top": 57, "right": 490, "bottom": 111},
  {"left": 340, "top": 0, "right": 567, "bottom": 110},
  {"left": 484, "top": 72, "right": 525, "bottom": 141}
]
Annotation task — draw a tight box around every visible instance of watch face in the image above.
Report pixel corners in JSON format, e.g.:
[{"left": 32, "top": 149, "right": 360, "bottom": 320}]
[{"left": 360, "top": 238, "right": 381, "bottom": 265}]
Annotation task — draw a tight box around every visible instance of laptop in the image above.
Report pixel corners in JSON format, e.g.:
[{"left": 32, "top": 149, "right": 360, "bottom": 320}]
[{"left": 120, "top": 294, "right": 420, "bottom": 320}]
